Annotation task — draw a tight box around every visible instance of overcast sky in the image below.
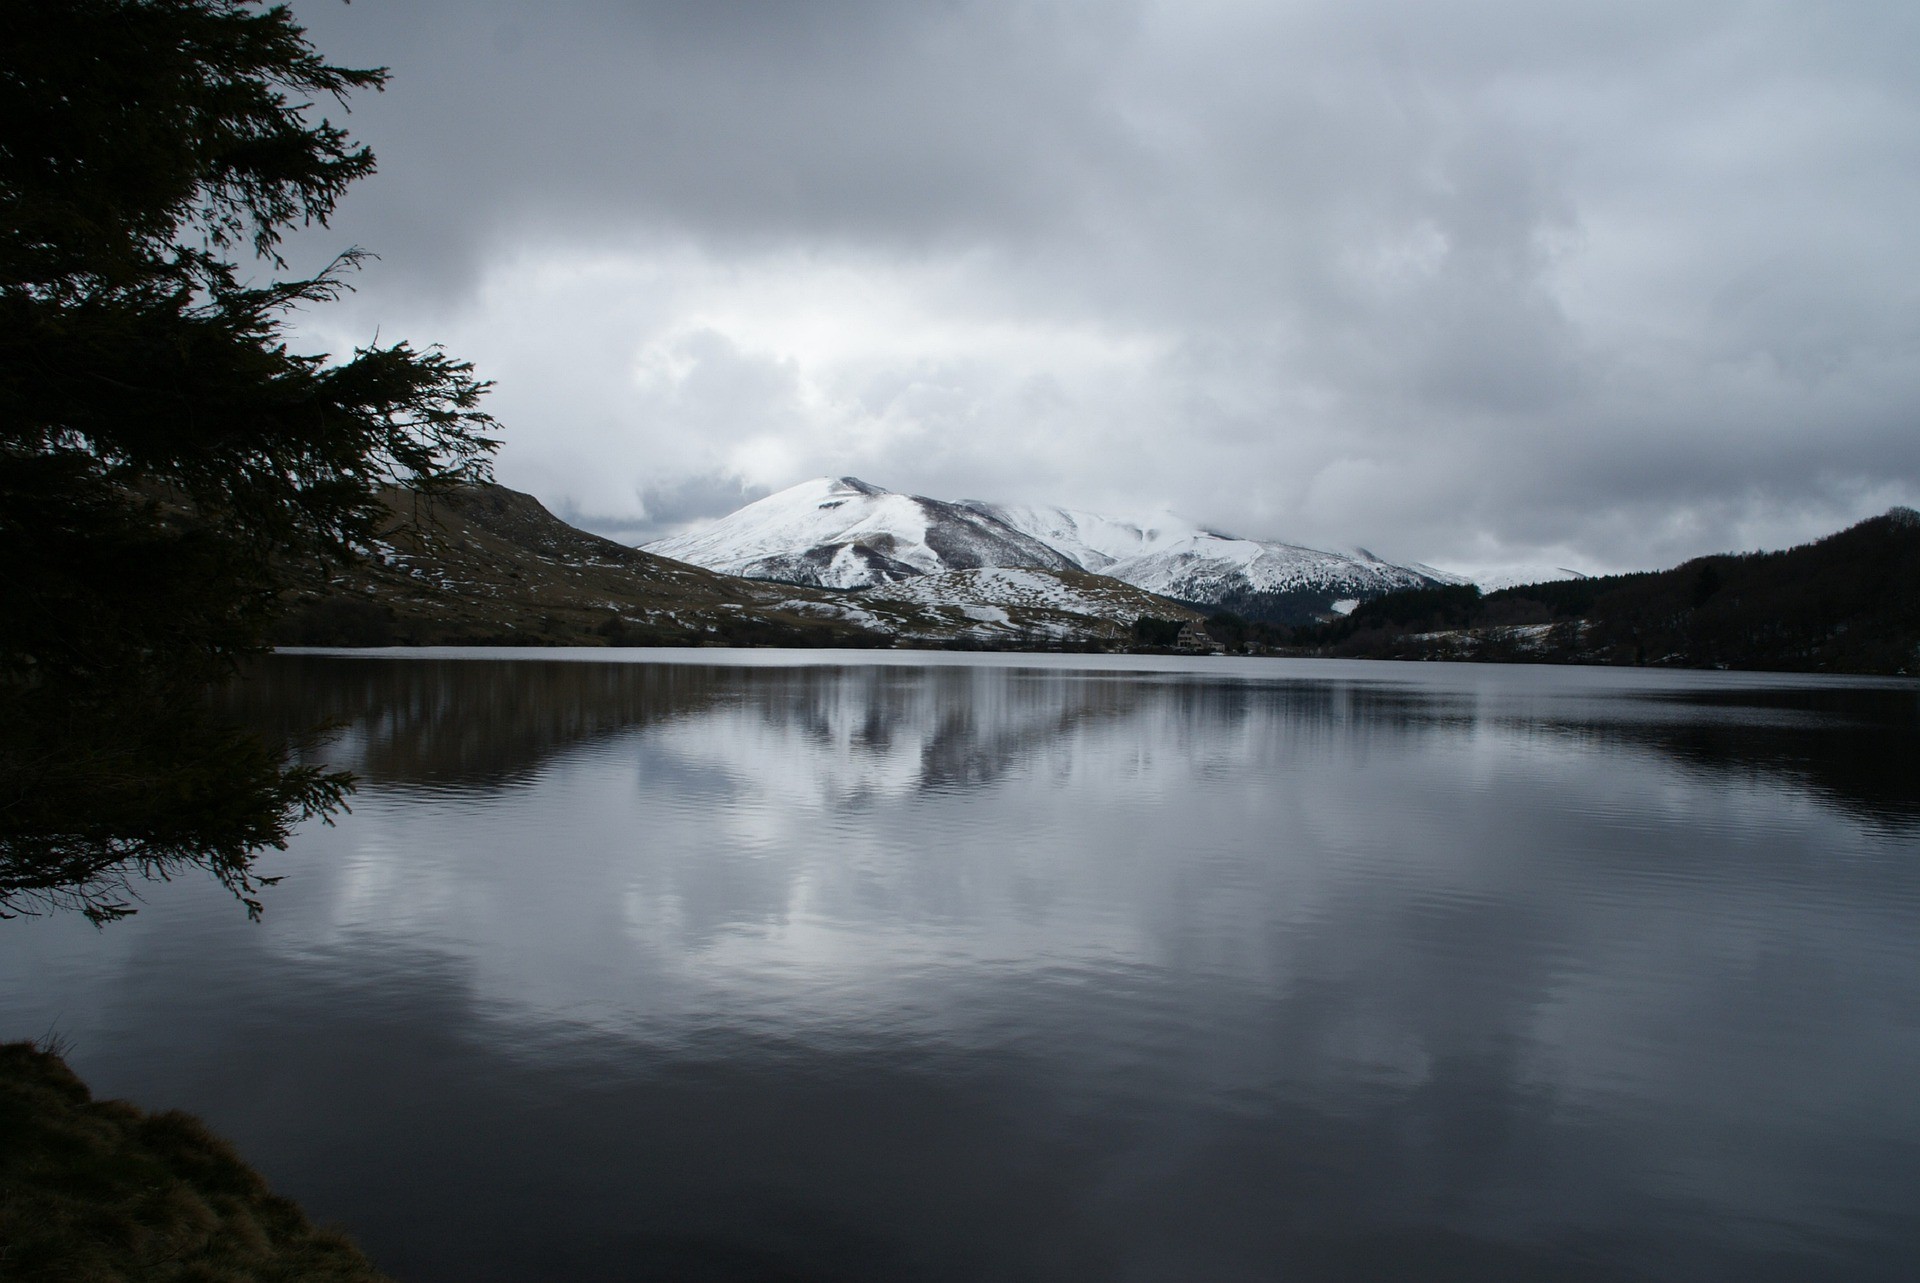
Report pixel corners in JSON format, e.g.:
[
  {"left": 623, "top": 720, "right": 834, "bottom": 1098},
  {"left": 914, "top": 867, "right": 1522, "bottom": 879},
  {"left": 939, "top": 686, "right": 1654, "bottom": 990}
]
[{"left": 282, "top": 0, "right": 1920, "bottom": 576}]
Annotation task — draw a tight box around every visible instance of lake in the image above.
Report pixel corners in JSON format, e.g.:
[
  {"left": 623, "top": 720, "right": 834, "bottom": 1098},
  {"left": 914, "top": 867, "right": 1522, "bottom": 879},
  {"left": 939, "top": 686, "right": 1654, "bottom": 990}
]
[{"left": 4, "top": 650, "right": 1919, "bottom": 1281}]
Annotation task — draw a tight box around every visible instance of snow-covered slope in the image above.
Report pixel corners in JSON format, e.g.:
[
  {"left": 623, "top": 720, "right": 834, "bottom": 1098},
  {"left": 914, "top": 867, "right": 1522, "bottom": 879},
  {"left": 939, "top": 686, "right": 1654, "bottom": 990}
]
[
  {"left": 968, "top": 503, "right": 1458, "bottom": 621},
  {"left": 955, "top": 501, "right": 1202, "bottom": 571},
  {"left": 647, "top": 476, "right": 1456, "bottom": 621},
  {"left": 643, "top": 477, "right": 1075, "bottom": 589},
  {"left": 1455, "top": 565, "right": 1590, "bottom": 592}
]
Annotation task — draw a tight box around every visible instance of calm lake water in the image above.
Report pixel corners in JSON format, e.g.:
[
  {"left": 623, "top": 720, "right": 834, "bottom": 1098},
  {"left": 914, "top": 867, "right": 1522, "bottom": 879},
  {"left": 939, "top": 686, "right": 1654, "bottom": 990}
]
[{"left": 5, "top": 650, "right": 1920, "bottom": 1281}]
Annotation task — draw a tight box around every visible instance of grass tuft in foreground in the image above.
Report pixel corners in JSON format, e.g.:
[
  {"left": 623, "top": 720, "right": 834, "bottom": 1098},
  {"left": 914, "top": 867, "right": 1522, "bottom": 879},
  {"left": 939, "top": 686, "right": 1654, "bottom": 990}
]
[{"left": 0, "top": 1041, "right": 391, "bottom": 1282}]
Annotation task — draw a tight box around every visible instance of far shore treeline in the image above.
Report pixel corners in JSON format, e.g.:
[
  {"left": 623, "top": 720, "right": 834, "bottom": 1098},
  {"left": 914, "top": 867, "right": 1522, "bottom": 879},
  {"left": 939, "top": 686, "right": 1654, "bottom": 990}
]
[{"left": 1281, "top": 506, "right": 1920, "bottom": 674}]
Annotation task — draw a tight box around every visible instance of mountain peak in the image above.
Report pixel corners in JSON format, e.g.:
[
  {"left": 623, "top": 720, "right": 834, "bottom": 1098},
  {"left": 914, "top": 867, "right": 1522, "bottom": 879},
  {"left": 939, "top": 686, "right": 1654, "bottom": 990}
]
[{"left": 770, "top": 476, "right": 891, "bottom": 504}]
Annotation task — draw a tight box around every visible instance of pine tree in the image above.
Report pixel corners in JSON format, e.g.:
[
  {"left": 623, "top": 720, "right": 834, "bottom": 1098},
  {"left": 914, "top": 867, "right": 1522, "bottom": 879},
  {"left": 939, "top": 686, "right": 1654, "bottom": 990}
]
[{"left": 0, "top": 0, "right": 499, "bottom": 921}]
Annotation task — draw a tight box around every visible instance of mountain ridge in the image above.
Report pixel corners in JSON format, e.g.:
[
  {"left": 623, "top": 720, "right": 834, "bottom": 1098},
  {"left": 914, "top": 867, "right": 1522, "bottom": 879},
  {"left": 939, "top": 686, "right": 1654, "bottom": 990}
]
[{"left": 647, "top": 477, "right": 1454, "bottom": 623}]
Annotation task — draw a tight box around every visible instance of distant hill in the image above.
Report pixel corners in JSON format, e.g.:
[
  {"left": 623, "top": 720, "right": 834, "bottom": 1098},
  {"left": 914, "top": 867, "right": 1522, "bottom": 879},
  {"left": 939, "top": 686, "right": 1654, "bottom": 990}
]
[
  {"left": 271, "top": 484, "right": 1197, "bottom": 650},
  {"left": 1294, "top": 508, "right": 1920, "bottom": 674},
  {"left": 271, "top": 484, "right": 885, "bottom": 648}
]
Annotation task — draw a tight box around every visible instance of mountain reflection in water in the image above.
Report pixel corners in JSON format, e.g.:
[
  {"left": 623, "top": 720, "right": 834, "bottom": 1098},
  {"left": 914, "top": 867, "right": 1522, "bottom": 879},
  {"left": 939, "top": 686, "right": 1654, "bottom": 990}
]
[{"left": 7, "top": 651, "right": 1919, "bottom": 1283}]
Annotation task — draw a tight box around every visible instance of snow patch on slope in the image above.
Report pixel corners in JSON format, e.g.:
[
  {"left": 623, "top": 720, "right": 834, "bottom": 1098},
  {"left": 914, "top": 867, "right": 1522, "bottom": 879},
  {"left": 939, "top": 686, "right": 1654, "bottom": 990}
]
[{"left": 956, "top": 501, "right": 1203, "bottom": 570}]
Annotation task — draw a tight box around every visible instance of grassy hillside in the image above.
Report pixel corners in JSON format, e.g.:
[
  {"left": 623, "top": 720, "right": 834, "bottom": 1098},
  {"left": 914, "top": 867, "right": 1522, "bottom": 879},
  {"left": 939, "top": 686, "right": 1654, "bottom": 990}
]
[
  {"left": 1292, "top": 508, "right": 1920, "bottom": 674},
  {"left": 0, "top": 1041, "right": 391, "bottom": 1283},
  {"left": 272, "top": 484, "right": 897, "bottom": 648}
]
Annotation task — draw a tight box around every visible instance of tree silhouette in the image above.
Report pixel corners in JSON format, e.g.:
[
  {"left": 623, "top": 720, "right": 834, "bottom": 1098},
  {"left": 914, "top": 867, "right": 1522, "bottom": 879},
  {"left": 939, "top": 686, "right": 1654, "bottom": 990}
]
[{"left": 1, "top": 0, "right": 498, "bottom": 921}]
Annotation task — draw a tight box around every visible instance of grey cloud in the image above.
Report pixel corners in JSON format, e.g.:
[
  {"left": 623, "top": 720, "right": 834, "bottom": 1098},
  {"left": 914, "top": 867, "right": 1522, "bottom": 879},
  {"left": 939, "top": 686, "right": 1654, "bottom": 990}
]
[
  {"left": 565, "top": 472, "right": 774, "bottom": 548},
  {"left": 282, "top": 0, "right": 1920, "bottom": 573},
  {"left": 289, "top": 0, "right": 1141, "bottom": 289}
]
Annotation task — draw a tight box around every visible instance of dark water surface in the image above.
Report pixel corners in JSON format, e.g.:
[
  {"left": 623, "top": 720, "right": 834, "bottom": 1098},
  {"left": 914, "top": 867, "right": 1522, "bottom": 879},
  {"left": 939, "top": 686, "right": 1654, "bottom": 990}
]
[{"left": 5, "top": 650, "right": 1920, "bottom": 1281}]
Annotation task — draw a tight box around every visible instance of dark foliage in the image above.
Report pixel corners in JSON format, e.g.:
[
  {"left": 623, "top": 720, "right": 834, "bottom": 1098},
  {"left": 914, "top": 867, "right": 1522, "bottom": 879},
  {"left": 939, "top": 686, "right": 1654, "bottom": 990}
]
[
  {"left": 1481, "top": 572, "right": 1659, "bottom": 620},
  {"left": 1559, "top": 510, "right": 1920, "bottom": 670},
  {"left": 1293, "top": 510, "right": 1920, "bottom": 674},
  {"left": 1288, "top": 583, "right": 1482, "bottom": 651},
  {"left": 1, "top": 1, "right": 497, "bottom": 920},
  {"left": 1132, "top": 615, "right": 1186, "bottom": 647},
  {"left": 1188, "top": 610, "right": 1288, "bottom": 654},
  {"left": 1347, "top": 583, "right": 1483, "bottom": 629},
  {"left": 1166, "top": 586, "right": 1369, "bottom": 626}
]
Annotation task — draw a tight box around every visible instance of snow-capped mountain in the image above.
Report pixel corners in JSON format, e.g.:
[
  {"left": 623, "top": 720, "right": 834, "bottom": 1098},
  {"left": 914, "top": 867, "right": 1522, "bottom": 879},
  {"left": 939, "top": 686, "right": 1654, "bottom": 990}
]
[
  {"left": 1097, "top": 537, "right": 1452, "bottom": 618},
  {"left": 646, "top": 478, "right": 1457, "bottom": 622},
  {"left": 962, "top": 499, "right": 1455, "bottom": 619},
  {"left": 643, "top": 477, "right": 1076, "bottom": 589}
]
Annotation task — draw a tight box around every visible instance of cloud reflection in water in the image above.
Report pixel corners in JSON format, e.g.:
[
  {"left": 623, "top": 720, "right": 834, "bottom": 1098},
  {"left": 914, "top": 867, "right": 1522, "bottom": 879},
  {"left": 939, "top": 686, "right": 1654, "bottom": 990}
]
[{"left": 7, "top": 653, "right": 1917, "bottom": 1281}]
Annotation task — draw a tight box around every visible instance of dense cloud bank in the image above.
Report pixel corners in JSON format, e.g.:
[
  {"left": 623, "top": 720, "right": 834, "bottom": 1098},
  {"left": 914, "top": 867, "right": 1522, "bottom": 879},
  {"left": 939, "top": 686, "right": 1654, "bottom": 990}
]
[{"left": 285, "top": 0, "right": 1920, "bottom": 576}]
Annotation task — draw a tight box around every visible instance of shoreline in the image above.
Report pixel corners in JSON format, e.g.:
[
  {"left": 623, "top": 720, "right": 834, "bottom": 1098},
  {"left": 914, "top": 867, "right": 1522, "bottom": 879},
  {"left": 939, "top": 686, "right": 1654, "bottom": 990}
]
[{"left": 266, "top": 642, "right": 1920, "bottom": 683}]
